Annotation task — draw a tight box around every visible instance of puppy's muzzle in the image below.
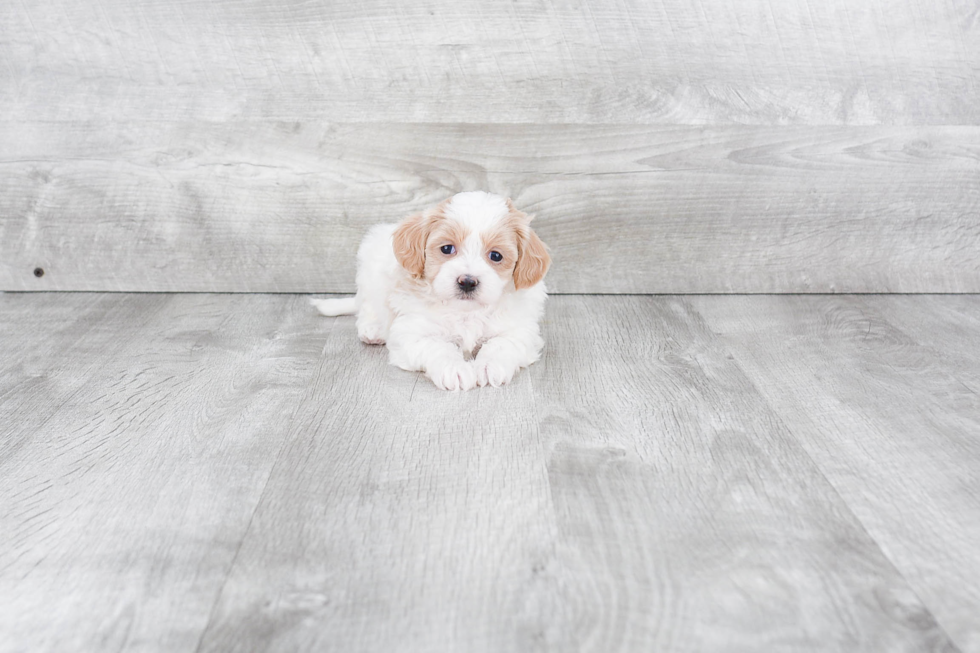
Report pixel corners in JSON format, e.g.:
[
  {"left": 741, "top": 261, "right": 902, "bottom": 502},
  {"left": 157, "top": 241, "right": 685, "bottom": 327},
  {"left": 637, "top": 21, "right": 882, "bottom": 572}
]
[{"left": 457, "top": 275, "right": 480, "bottom": 294}]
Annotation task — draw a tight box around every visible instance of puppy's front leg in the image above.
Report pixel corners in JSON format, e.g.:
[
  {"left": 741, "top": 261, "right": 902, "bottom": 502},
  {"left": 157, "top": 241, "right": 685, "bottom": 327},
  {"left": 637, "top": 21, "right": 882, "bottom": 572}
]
[
  {"left": 387, "top": 322, "right": 477, "bottom": 391},
  {"left": 474, "top": 329, "right": 544, "bottom": 387}
]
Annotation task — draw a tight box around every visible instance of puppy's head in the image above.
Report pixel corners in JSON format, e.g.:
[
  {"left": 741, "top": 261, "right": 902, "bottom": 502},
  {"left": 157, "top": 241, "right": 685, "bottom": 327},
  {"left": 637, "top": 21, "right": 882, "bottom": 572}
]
[{"left": 392, "top": 192, "right": 550, "bottom": 305}]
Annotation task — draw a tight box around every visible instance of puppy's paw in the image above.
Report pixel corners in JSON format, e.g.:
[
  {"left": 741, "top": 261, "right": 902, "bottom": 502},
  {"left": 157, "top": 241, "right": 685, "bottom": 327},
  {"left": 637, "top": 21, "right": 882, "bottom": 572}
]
[
  {"left": 429, "top": 359, "right": 478, "bottom": 392},
  {"left": 474, "top": 358, "right": 517, "bottom": 388},
  {"left": 357, "top": 323, "right": 386, "bottom": 345}
]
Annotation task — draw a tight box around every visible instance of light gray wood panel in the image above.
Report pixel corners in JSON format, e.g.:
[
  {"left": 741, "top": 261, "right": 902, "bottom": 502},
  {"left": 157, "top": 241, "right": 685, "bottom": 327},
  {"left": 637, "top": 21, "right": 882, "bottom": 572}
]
[
  {"left": 693, "top": 295, "right": 980, "bottom": 652},
  {"left": 3, "top": 293, "right": 976, "bottom": 651},
  {"left": 0, "top": 293, "right": 172, "bottom": 467},
  {"left": 1, "top": 0, "right": 976, "bottom": 124},
  {"left": 3, "top": 122, "right": 979, "bottom": 293},
  {"left": 199, "top": 295, "right": 956, "bottom": 651},
  {"left": 0, "top": 293, "right": 326, "bottom": 652},
  {"left": 195, "top": 316, "right": 560, "bottom": 652},
  {"left": 528, "top": 296, "right": 956, "bottom": 651},
  {"left": 859, "top": 295, "right": 980, "bottom": 391}
]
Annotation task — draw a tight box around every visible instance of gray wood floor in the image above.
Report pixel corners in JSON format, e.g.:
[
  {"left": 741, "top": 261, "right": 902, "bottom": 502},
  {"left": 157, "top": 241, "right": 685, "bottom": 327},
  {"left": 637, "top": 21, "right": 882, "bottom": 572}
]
[{"left": 1, "top": 293, "right": 978, "bottom": 652}]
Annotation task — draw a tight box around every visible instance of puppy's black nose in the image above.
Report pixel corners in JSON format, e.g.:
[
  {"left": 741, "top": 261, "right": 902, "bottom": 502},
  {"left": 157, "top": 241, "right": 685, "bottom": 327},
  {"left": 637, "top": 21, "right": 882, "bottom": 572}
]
[{"left": 457, "top": 275, "right": 479, "bottom": 293}]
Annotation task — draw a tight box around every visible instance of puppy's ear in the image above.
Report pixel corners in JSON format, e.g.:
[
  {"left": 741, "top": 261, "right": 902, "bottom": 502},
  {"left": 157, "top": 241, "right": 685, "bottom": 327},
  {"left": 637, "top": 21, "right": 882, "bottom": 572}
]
[
  {"left": 392, "top": 212, "right": 431, "bottom": 278},
  {"left": 514, "top": 224, "right": 551, "bottom": 290}
]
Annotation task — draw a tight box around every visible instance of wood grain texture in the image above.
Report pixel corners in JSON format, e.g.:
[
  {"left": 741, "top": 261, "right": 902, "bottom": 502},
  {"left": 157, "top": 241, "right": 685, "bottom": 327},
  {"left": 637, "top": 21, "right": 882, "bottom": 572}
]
[
  {"left": 2, "top": 293, "right": 975, "bottom": 652},
  {"left": 0, "top": 293, "right": 170, "bottom": 468},
  {"left": 529, "top": 296, "right": 956, "bottom": 652},
  {"left": 693, "top": 295, "right": 980, "bottom": 652},
  {"left": 195, "top": 311, "right": 559, "bottom": 652},
  {"left": 0, "top": 293, "right": 328, "bottom": 651},
  {"left": 1, "top": 0, "right": 977, "bottom": 124},
  {"left": 3, "top": 122, "right": 978, "bottom": 293},
  {"left": 7, "top": 293, "right": 980, "bottom": 653},
  {"left": 859, "top": 295, "right": 980, "bottom": 391}
]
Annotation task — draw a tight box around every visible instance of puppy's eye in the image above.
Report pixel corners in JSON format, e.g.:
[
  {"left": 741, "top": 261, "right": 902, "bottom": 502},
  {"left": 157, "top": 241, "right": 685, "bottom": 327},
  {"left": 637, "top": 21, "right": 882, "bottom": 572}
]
[
  {"left": 489, "top": 251, "right": 503, "bottom": 262},
  {"left": 440, "top": 244, "right": 455, "bottom": 255}
]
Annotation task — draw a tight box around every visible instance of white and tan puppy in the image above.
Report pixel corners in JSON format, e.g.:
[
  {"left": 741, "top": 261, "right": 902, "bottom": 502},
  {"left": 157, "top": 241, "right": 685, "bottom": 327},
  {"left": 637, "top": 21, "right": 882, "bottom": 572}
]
[{"left": 312, "top": 191, "right": 550, "bottom": 391}]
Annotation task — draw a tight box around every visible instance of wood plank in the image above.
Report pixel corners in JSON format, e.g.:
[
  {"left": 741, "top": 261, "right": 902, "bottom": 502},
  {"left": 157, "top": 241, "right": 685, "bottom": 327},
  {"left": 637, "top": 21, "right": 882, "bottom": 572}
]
[
  {"left": 3, "top": 123, "right": 978, "bottom": 293},
  {"left": 0, "top": 293, "right": 174, "bottom": 468},
  {"left": 525, "top": 296, "right": 957, "bottom": 651},
  {"left": 196, "top": 296, "right": 958, "bottom": 651},
  {"left": 1, "top": 0, "right": 976, "bottom": 124},
  {"left": 2, "top": 294, "right": 974, "bottom": 651},
  {"left": 693, "top": 295, "right": 980, "bottom": 652},
  {"left": 195, "top": 307, "right": 558, "bottom": 652},
  {"left": 0, "top": 293, "right": 328, "bottom": 652},
  {"left": 859, "top": 295, "right": 980, "bottom": 391}
]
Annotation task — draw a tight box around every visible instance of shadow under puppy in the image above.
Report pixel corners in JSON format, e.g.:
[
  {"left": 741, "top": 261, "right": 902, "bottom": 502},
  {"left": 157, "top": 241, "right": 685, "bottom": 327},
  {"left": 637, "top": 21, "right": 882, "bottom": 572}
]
[{"left": 312, "top": 191, "right": 551, "bottom": 391}]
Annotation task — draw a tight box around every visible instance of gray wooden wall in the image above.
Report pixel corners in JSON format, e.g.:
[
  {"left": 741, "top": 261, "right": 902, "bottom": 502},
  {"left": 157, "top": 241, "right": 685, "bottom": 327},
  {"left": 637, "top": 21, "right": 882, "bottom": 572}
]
[{"left": 2, "top": 0, "right": 978, "bottom": 293}]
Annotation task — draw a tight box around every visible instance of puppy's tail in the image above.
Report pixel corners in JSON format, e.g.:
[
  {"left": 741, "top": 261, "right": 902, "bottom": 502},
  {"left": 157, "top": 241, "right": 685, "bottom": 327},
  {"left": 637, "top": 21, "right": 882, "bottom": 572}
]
[{"left": 310, "top": 297, "right": 357, "bottom": 317}]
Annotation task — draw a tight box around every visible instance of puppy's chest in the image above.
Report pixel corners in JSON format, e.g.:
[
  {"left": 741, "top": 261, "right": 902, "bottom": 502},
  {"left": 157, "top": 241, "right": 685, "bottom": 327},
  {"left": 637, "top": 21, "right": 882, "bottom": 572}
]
[{"left": 443, "top": 313, "right": 495, "bottom": 358}]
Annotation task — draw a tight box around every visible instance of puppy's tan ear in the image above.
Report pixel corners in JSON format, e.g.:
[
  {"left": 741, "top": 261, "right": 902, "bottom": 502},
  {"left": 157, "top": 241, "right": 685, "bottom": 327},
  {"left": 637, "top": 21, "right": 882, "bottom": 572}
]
[
  {"left": 392, "top": 212, "right": 430, "bottom": 278},
  {"left": 514, "top": 225, "right": 551, "bottom": 289}
]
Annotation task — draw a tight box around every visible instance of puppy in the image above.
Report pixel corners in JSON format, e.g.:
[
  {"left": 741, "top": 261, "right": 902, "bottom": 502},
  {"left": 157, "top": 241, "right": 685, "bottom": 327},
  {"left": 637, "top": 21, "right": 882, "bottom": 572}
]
[{"left": 312, "top": 191, "right": 551, "bottom": 391}]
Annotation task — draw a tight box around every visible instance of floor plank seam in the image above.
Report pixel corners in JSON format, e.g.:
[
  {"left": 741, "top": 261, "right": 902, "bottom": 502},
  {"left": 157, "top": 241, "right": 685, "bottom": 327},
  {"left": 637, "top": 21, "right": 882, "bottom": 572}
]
[
  {"left": 699, "top": 299, "right": 971, "bottom": 652},
  {"left": 192, "top": 303, "right": 339, "bottom": 653},
  {"left": 191, "top": 399, "right": 298, "bottom": 653},
  {"left": 4, "top": 293, "right": 978, "bottom": 651},
  {"left": 724, "top": 343, "right": 965, "bottom": 650}
]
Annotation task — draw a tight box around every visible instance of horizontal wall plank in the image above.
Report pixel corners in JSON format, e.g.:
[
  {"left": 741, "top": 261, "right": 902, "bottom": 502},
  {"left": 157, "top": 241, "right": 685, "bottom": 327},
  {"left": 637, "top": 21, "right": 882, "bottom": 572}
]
[
  {"left": 2, "top": 122, "right": 978, "bottom": 293},
  {"left": 0, "top": 0, "right": 977, "bottom": 124}
]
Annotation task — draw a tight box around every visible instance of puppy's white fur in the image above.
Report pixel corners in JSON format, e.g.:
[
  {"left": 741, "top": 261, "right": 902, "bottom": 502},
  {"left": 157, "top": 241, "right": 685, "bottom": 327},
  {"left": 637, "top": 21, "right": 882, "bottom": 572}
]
[{"left": 312, "top": 192, "right": 551, "bottom": 391}]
